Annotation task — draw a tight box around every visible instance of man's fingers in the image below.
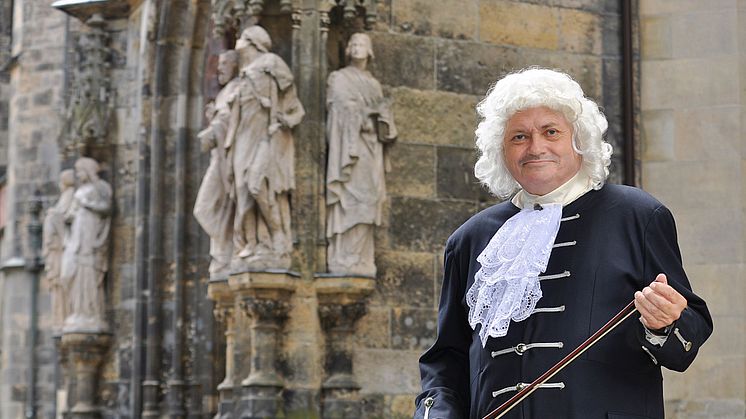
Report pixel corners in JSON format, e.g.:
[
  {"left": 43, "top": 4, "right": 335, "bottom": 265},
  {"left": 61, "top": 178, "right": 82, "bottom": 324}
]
[
  {"left": 654, "top": 273, "right": 667, "bottom": 285},
  {"left": 650, "top": 281, "right": 687, "bottom": 306}
]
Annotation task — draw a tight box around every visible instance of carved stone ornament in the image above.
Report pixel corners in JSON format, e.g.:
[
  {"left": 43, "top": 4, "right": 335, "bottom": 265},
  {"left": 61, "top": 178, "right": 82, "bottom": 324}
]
[
  {"left": 328, "top": 0, "right": 379, "bottom": 29},
  {"left": 61, "top": 157, "right": 112, "bottom": 333},
  {"left": 325, "top": 33, "right": 397, "bottom": 277},
  {"left": 211, "top": 0, "right": 295, "bottom": 36},
  {"left": 59, "top": 333, "right": 112, "bottom": 419},
  {"left": 65, "top": 13, "right": 113, "bottom": 153}
]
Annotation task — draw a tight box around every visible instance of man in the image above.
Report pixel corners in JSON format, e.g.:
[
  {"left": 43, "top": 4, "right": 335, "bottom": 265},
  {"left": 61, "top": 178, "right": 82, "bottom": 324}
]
[
  {"left": 414, "top": 68, "right": 712, "bottom": 419},
  {"left": 326, "top": 32, "right": 397, "bottom": 276}
]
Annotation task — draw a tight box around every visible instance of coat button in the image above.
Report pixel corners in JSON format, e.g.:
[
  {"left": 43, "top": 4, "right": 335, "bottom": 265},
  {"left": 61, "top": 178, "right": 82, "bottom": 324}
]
[{"left": 515, "top": 343, "right": 527, "bottom": 355}]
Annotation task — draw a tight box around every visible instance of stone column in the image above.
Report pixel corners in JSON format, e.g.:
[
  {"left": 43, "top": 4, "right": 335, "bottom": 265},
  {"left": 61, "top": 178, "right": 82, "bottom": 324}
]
[
  {"left": 59, "top": 333, "right": 111, "bottom": 419},
  {"left": 208, "top": 279, "right": 238, "bottom": 419},
  {"left": 229, "top": 271, "right": 297, "bottom": 419},
  {"left": 315, "top": 276, "right": 375, "bottom": 418}
]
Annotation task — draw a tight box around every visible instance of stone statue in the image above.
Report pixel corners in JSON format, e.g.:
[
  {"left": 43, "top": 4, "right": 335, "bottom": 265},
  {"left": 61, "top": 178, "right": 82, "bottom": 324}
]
[
  {"left": 326, "top": 33, "right": 397, "bottom": 277},
  {"left": 43, "top": 169, "right": 75, "bottom": 332},
  {"left": 61, "top": 157, "right": 112, "bottom": 332},
  {"left": 194, "top": 50, "right": 241, "bottom": 279},
  {"left": 227, "top": 25, "right": 305, "bottom": 271}
]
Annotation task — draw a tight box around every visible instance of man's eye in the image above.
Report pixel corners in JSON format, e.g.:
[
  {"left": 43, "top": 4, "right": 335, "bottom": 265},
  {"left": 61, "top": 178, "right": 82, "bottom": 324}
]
[
  {"left": 512, "top": 134, "right": 526, "bottom": 141},
  {"left": 546, "top": 129, "right": 558, "bottom": 136}
]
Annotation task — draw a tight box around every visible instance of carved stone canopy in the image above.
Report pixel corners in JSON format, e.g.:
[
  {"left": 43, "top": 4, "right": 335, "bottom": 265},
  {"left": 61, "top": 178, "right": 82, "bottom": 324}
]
[
  {"left": 51, "top": 0, "right": 135, "bottom": 21},
  {"left": 328, "top": 0, "right": 379, "bottom": 28},
  {"left": 211, "top": 0, "right": 296, "bottom": 36}
]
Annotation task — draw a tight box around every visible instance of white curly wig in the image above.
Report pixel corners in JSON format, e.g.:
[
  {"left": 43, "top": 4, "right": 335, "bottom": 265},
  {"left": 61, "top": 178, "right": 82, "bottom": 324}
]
[{"left": 474, "top": 67, "right": 612, "bottom": 199}]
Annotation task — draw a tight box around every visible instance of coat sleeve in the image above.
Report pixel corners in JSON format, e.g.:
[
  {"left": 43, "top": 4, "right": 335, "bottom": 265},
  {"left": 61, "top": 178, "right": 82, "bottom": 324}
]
[
  {"left": 638, "top": 205, "right": 713, "bottom": 372},
  {"left": 414, "top": 242, "right": 472, "bottom": 419}
]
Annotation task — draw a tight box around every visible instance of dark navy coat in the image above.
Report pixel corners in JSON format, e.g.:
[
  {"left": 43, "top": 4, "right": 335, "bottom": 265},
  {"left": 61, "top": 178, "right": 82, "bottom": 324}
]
[{"left": 415, "top": 185, "right": 713, "bottom": 419}]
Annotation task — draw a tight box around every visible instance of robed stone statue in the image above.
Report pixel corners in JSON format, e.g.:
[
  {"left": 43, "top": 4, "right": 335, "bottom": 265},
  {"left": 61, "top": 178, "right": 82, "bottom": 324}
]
[
  {"left": 194, "top": 50, "right": 241, "bottom": 278},
  {"left": 61, "top": 157, "right": 112, "bottom": 332},
  {"left": 43, "top": 169, "right": 75, "bottom": 332},
  {"left": 326, "top": 33, "right": 397, "bottom": 277},
  {"left": 230, "top": 26, "right": 304, "bottom": 270}
]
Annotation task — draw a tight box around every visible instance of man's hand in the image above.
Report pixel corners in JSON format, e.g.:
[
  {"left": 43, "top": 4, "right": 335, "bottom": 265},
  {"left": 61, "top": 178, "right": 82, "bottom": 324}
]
[{"left": 634, "top": 274, "right": 687, "bottom": 330}]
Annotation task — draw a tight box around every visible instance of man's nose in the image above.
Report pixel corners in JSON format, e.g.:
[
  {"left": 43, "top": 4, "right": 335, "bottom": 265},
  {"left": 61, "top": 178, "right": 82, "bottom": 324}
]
[{"left": 527, "top": 132, "right": 547, "bottom": 154}]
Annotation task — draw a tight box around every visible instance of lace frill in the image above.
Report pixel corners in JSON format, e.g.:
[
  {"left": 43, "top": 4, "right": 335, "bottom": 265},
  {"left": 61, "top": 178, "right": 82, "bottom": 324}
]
[{"left": 466, "top": 204, "right": 563, "bottom": 347}]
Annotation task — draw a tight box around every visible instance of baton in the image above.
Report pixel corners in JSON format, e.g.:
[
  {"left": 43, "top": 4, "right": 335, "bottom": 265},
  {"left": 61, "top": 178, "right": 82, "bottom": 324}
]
[{"left": 482, "top": 300, "right": 638, "bottom": 419}]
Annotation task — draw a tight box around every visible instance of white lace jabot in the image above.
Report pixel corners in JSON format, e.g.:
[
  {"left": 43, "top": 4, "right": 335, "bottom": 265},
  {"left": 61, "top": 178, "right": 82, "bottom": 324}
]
[
  {"left": 466, "top": 203, "right": 563, "bottom": 347},
  {"left": 467, "top": 171, "right": 593, "bottom": 347}
]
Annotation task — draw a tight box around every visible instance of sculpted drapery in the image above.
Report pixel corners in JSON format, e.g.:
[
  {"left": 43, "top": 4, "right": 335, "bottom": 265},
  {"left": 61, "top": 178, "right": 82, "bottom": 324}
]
[
  {"left": 61, "top": 157, "right": 112, "bottom": 333},
  {"left": 228, "top": 26, "right": 304, "bottom": 271},
  {"left": 326, "top": 33, "right": 397, "bottom": 276},
  {"left": 43, "top": 169, "right": 75, "bottom": 332},
  {"left": 195, "top": 26, "right": 304, "bottom": 274},
  {"left": 194, "top": 50, "right": 241, "bottom": 278}
]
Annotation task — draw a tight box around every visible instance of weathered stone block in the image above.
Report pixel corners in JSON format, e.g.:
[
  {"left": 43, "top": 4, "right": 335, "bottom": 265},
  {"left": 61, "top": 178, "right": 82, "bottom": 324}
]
[
  {"left": 641, "top": 58, "right": 739, "bottom": 110},
  {"left": 392, "top": 0, "right": 478, "bottom": 39},
  {"left": 673, "top": 106, "right": 740, "bottom": 162},
  {"left": 436, "top": 39, "right": 603, "bottom": 99},
  {"left": 671, "top": 11, "right": 737, "bottom": 59},
  {"left": 389, "top": 197, "right": 477, "bottom": 252},
  {"left": 367, "top": 32, "right": 435, "bottom": 90},
  {"left": 391, "top": 307, "right": 437, "bottom": 351},
  {"left": 436, "top": 146, "right": 490, "bottom": 201},
  {"left": 355, "top": 305, "right": 391, "bottom": 349},
  {"left": 520, "top": 0, "right": 606, "bottom": 12},
  {"left": 479, "top": 1, "right": 559, "bottom": 50},
  {"left": 641, "top": 15, "right": 673, "bottom": 59},
  {"left": 643, "top": 160, "right": 740, "bottom": 210},
  {"left": 374, "top": 250, "right": 436, "bottom": 308},
  {"left": 641, "top": 109, "right": 675, "bottom": 162},
  {"left": 355, "top": 349, "right": 421, "bottom": 394},
  {"left": 640, "top": 0, "right": 737, "bottom": 16},
  {"left": 558, "top": 8, "right": 602, "bottom": 54},
  {"left": 387, "top": 142, "right": 436, "bottom": 198},
  {"left": 389, "top": 86, "right": 479, "bottom": 147}
]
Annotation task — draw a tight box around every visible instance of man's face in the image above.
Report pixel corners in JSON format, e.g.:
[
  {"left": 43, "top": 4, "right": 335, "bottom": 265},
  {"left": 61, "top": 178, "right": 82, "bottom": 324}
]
[
  {"left": 217, "top": 55, "right": 237, "bottom": 85},
  {"left": 502, "top": 106, "right": 582, "bottom": 196}
]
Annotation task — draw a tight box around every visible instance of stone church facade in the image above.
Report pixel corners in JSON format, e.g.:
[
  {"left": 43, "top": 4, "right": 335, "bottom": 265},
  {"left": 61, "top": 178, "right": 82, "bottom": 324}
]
[{"left": 0, "top": 0, "right": 742, "bottom": 418}]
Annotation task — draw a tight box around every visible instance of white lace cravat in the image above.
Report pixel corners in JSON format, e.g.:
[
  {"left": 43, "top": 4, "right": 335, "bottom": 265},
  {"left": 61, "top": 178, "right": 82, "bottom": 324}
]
[{"left": 466, "top": 203, "right": 563, "bottom": 347}]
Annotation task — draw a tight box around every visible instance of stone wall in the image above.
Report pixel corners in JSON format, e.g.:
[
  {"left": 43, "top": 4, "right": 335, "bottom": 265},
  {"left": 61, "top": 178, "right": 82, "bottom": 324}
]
[
  {"left": 0, "top": 0, "right": 69, "bottom": 417},
  {"left": 639, "top": 1, "right": 746, "bottom": 418}
]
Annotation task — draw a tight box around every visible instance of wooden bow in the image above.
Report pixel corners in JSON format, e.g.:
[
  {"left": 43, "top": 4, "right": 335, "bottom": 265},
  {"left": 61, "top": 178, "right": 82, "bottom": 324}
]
[{"left": 482, "top": 301, "right": 638, "bottom": 419}]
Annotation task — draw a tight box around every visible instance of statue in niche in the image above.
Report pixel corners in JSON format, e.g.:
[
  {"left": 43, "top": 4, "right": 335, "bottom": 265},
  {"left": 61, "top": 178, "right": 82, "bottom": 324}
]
[
  {"left": 227, "top": 25, "right": 305, "bottom": 271},
  {"left": 194, "top": 50, "right": 241, "bottom": 279},
  {"left": 43, "top": 169, "right": 75, "bottom": 333},
  {"left": 61, "top": 157, "right": 112, "bottom": 333},
  {"left": 325, "top": 33, "right": 397, "bottom": 277}
]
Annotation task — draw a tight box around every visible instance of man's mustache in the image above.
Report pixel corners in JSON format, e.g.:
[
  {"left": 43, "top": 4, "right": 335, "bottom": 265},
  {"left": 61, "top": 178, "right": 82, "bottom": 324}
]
[{"left": 519, "top": 154, "right": 559, "bottom": 165}]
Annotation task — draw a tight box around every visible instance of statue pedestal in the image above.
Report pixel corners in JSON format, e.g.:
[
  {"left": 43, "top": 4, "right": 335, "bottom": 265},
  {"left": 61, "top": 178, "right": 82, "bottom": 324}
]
[
  {"left": 314, "top": 275, "right": 375, "bottom": 419},
  {"left": 208, "top": 279, "right": 237, "bottom": 419},
  {"left": 60, "top": 332, "right": 111, "bottom": 419},
  {"left": 229, "top": 271, "right": 297, "bottom": 419}
]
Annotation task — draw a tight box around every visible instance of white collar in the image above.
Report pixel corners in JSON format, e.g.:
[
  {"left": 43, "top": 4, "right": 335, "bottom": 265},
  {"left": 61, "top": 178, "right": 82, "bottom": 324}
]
[{"left": 511, "top": 170, "right": 593, "bottom": 209}]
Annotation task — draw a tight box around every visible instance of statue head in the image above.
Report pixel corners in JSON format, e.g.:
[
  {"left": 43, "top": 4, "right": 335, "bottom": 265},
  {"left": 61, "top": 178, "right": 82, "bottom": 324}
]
[
  {"left": 217, "top": 50, "right": 239, "bottom": 85},
  {"left": 74, "top": 157, "right": 100, "bottom": 184},
  {"left": 345, "top": 33, "right": 374, "bottom": 64},
  {"left": 236, "top": 25, "right": 271, "bottom": 54},
  {"left": 59, "top": 169, "right": 75, "bottom": 191}
]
